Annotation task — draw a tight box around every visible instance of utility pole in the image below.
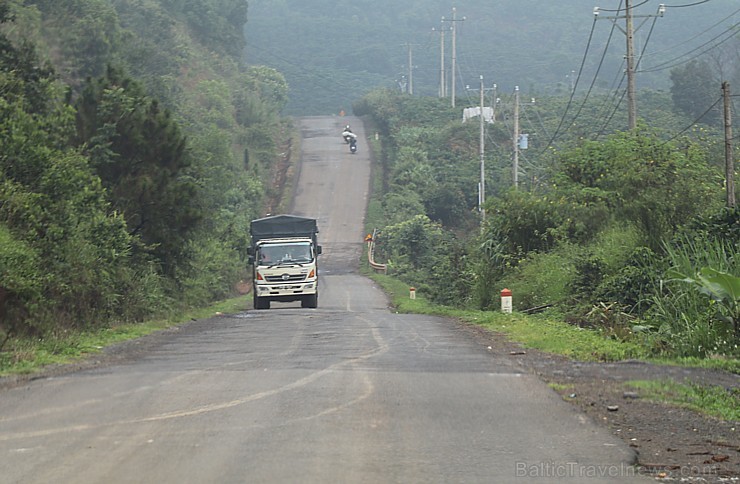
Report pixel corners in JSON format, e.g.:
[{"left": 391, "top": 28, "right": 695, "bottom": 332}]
[
  {"left": 466, "top": 77, "right": 496, "bottom": 220},
  {"left": 451, "top": 8, "right": 457, "bottom": 108},
  {"left": 625, "top": 0, "right": 636, "bottom": 130},
  {"left": 723, "top": 81, "right": 735, "bottom": 208},
  {"left": 442, "top": 7, "right": 465, "bottom": 108},
  {"left": 403, "top": 43, "right": 418, "bottom": 95},
  {"left": 594, "top": 3, "right": 665, "bottom": 130},
  {"left": 513, "top": 86, "right": 520, "bottom": 188},
  {"left": 567, "top": 70, "right": 576, "bottom": 93},
  {"left": 510, "top": 88, "right": 534, "bottom": 189},
  {"left": 397, "top": 75, "right": 407, "bottom": 93},
  {"left": 432, "top": 26, "right": 448, "bottom": 97},
  {"left": 479, "top": 76, "right": 486, "bottom": 219}
]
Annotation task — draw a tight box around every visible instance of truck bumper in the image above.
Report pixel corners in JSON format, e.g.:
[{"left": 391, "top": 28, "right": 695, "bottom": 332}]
[{"left": 255, "top": 282, "right": 317, "bottom": 301}]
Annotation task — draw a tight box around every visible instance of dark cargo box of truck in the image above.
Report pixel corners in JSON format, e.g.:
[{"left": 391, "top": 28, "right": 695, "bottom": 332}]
[{"left": 249, "top": 215, "right": 319, "bottom": 246}]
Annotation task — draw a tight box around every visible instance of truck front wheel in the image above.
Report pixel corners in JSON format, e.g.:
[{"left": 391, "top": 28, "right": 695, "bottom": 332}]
[
  {"left": 301, "top": 293, "right": 318, "bottom": 308},
  {"left": 254, "top": 293, "right": 270, "bottom": 310}
]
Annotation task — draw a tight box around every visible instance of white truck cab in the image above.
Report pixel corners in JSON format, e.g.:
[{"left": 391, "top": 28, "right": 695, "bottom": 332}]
[{"left": 248, "top": 215, "right": 321, "bottom": 309}]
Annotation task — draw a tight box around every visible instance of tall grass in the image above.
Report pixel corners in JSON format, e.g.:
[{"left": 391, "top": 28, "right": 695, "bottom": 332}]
[{"left": 645, "top": 236, "right": 739, "bottom": 358}]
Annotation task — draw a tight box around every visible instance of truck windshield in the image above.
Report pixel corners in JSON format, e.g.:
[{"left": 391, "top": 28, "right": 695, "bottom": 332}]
[{"left": 257, "top": 242, "right": 313, "bottom": 265}]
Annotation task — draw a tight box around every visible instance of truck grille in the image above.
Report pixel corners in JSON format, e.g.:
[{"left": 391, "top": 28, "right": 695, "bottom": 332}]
[{"left": 265, "top": 273, "right": 308, "bottom": 283}]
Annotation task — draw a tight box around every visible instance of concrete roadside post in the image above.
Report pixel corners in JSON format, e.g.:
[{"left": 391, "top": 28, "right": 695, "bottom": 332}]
[{"left": 501, "top": 288, "right": 512, "bottom": 313}]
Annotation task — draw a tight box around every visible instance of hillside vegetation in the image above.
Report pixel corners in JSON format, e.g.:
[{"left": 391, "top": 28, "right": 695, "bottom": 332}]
[
  {"left": 0, "top": 0, "right": 285, "bottom": 351},
  {"left": 356, "top": 84, "right": 738, "bottom": 360}
]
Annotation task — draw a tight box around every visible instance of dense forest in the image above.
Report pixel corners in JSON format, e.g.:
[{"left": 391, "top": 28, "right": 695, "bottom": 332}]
[
  {"left": 0, "top": 0, "right": 286, "bottom": 346},
  {"left": 245, "top": 0, "right": 740, "bottom": 115}
]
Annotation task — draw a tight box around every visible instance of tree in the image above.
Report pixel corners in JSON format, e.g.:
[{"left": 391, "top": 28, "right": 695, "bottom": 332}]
[
  {"left": 74, "top": 65, "right": 202, "bottom": 277},
  {"left": 242, "top": 66, "right": 289, "bottom": 114},
  {"left": 0, "top": 12, "right": 144, "bottom": 335},
  {"left": 163, "top": 0, "right": 247, "bottom": 57},
  {"left": 670, "top": 60, "right": 720, "bottom": 126}
]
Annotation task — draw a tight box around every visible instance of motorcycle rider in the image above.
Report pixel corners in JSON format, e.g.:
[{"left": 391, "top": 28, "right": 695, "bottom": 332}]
[{"left": 342, "top": 125, "right": 356, "bottom": 144}]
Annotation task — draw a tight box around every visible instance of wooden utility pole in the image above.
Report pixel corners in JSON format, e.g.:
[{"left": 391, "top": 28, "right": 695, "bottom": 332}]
[{"left": 723, "top": 81, "right": 735, "bottom": 208}]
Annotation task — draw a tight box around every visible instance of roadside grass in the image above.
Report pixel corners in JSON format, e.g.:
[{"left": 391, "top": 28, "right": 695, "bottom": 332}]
[
  {"left": 548, "top": 382, "right": 575, "bottom": 393},
  {"left": 367, "top": 272, "right": 740, "bottom": 373},
  {"left": 626, "top": 379, "right": 740, "bottom": 422},
  {"left": 649, "top": 356, "right": 740, "bottom": 375},
  {"left": 0, "top": 295, "right": 249, "bottom": 377},
  {"left": 370, "top": 272, "right": 644, "bottom": 362}
]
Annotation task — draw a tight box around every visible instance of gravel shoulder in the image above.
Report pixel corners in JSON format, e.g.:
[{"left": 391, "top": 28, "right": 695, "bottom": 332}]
[{"left": 470, "top": 323, "right": 740, "bottom": 482}]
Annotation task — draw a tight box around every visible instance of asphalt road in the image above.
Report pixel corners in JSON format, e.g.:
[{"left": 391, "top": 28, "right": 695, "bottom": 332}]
[{"left": 0, "top": 116, "right": 649, "bottom": 483}]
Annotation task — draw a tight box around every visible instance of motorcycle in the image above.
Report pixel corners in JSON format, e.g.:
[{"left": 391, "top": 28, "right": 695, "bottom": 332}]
[
  {"left": 349, "top": 137, "right": 357, "bottom": 154},
  {"left": 342, "top": 130, "right": 354, "bottom": 144}
]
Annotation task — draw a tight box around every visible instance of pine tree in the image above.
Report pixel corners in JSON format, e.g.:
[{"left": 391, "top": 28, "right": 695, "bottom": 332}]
[{"left": 75, "top": 65, "right": 202, "bottom": 277}]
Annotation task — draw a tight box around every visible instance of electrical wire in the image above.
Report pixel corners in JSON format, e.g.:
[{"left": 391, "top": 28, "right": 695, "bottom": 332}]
[
  {"left": 597, "top": 0, "right": 651, "bottom": 13},
  {"left": 595, "top": 6, "right": 660, "bottom": 137},
  {"left": 585, "top": 1, "right": 733, "bottom": 137},
  {"left": 637, "top": 6, "right": 740, "bottom": 60},
  {"left": 659, "top": 96, "right": 723, "bottom": 145},
  {"left": 634, "top": 13, "right": 661, "bottom": 72},
  {"left": 563, "top": 3, "right": 624, "bottom": 141},
  {"left": 663, "top": 0, "right": 711, "bottom": 8},
  {"left": 592, "top": 66, "right": 627, "bottom": 138},
  {"left": 639, "top": 21, "right": 739, "bottom": 73},
  {"left": 540, "top": 16, "right": 599, "bottom": 153},
  {"left": 595, "top": 84, "right": 628, "bottom": 138},
  {"left": 247, "top": 42, "right": 382, "bottom": 92},
  {"left": 521, "top": 104, "right": 548, "bottom": 145},
  {"left": 593, "top": 26, "right": 662, "bottom": 138}
]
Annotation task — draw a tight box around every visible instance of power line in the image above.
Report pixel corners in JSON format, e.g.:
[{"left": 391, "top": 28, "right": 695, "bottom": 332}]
[
  {"left": 540, "top": 16, "right": 599, "bottom": 153},
  {"left": 596, "top": 0, "right": 740, "bottom": 132},
  {"left": 663, "top": 0, "right": 711, "bottom": 8},
  {"left": 596, "top": 0, "right": 651, "bottom": 13},
  {"left": 596, "top": 84, "right": 628, "bottom": 138},
  {"left": 637, "top": 7, "right": 740, "bottom": 60},
  {"left": 564, "top": 3, "right": 625, "bottom": 141},
  {"left": 659, "top": 96, "right": 723, "bottom": 145},
  {"left": 638, "top": 21, "right": 739, "bottom": 73},
  {"left": 521, "top": 102, "right": 549, "bottom": 144},
  {"left": 595, "top": 6, "right": 660, "bottom": 133}
]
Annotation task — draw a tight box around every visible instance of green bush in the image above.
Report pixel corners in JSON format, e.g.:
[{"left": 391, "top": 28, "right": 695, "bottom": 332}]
[
  {"left": 498, "top": 248, "right": 577, "bottom": 311},
  {"left": 0, "top": 224, "right": 42, "bottom": 339}
]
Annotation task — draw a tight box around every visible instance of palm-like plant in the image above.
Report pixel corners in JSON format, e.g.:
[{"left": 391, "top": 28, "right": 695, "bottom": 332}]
[{"left": 670, "top": 267, "right": 740, "bottom": 340}]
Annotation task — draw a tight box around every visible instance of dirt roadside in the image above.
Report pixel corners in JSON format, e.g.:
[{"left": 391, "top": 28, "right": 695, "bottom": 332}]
[{"left": 470, "top": 322, "right": 740, "bottom": 482}]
